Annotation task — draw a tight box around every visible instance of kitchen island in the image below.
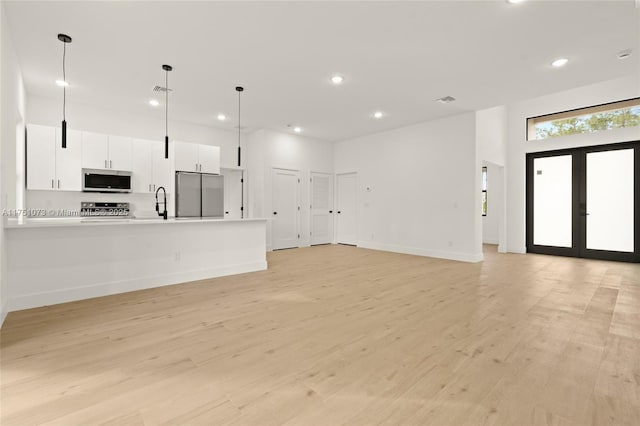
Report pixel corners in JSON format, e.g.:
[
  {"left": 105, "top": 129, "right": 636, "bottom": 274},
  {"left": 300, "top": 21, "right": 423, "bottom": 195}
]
[{"left": 4, "top": 217, "right": 267, "bottom": 311}]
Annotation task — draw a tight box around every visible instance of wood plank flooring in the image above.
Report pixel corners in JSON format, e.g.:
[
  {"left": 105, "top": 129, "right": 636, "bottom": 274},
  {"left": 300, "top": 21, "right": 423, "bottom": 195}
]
[{"left": 1, "top": 244, "right": 639, "bottom": 425}]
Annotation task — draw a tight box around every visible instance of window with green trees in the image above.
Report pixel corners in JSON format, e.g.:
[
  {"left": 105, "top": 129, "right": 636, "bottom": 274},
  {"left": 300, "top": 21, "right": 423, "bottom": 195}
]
[{"left": 528, "top": 98, "right": 640, "bottom": 141}]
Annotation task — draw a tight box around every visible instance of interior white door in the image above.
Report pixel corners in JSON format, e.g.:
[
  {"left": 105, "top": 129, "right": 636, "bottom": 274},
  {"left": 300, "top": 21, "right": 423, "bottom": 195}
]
[
  {"left": 310, "top": 172, "right": 334, "bottom": 245},
  {"left": 26, "top": 124, "right": 56, "bottom": 190},
  {"left": 108, "top": 135, "right": 132, "bottom": 171},
  {"left": 55, "top": 128, "right": 82, "bottom": 191},
  {"left": 336, "top": 172, "right": 357, "bottom": 245},
  {"left": 272, "top": 169, "right": 299, "bottom": 250},
  {"left": 82, "top": 131, "right": 109, "bottom": 169},
  {"left": 222, "top": 169, "right": 243, "bottom": 219}
]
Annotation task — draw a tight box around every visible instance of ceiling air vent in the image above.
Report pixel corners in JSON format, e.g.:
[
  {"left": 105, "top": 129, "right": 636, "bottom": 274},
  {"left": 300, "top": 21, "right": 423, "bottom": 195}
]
[
  {"left": 436, "top": 96, "right": 456, "bottom": 104},
  {"left": 152, "top": 85, "right": 173, "bottom": 93}
]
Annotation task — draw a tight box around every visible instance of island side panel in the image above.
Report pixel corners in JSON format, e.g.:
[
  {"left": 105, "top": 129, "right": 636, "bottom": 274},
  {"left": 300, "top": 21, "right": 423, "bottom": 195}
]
[{"left": 6, "top": 220, "right": 267, "bottom": 311}]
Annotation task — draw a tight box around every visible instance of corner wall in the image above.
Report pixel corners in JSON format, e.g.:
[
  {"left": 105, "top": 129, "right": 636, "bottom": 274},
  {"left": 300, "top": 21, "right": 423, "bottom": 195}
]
[
  {"left": 505, "top": 76, "right": 640, "bottom": 253},
  {"left": 334, "top": 112, "right": 482, "bottom": 262},
  {"left": 1, "top": 3, "right": 28, "bottom": 326}
]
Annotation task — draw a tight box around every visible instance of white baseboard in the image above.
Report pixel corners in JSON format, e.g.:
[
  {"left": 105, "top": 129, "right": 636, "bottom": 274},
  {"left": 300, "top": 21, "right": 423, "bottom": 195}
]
[
  {"left": 9, "top": 261, "right": 267, "bottom": 312},
  {"left": 358, "top": 241, "right": 484, "bottom": 263},
  {"left": 483, "top": 238, "right": 499, "bottom": 245}
]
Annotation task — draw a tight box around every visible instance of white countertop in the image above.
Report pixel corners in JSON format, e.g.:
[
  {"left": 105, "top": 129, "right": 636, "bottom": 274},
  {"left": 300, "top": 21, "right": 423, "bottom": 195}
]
[{"left": 4, "top": 217, "right": 267, "bottom": 229}]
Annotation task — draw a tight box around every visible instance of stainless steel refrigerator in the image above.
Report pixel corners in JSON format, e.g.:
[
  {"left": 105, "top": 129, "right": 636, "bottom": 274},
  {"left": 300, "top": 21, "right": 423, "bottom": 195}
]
[{"left": 175, "top": 172, "right": 224, "bottom": 218}]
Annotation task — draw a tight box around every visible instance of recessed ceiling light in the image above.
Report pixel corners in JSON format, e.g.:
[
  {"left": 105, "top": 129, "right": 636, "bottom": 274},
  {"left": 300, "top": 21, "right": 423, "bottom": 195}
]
[
  {"left": 217, "top": 114, "right": 227, "bottom": 121},
  {"left": 373, "top": 111, "right": 384, "bottom": 119},
  {"left": 436, "top": 96, "right": 456, "bottom": 104},
  {"left": 55, "top": 79, "right": 69, "bottom": 87},
  {"left": 617, "top": 50, "right": 633, "bottom": 60},
  {"left": 331, "top": 75, "right": 344, "bottom": 85},
  {"left": 149, "top": 99, "right": 160, "bottom": 107},
  {"left": 294, "top": 127, "right": 302, "bottom": 133},
  {"left": 506, "top": 0, "right": 526, "bottom": 4},
  {"left": 551, "top": 58, "right": 569, "bottom": 67}
]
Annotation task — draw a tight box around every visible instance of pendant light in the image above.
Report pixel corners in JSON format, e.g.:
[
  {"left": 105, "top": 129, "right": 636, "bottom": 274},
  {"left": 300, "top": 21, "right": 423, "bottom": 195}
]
[
  {"left": 236, "top": 86, "right": 244, "bottom": 166},
  {"left": 58, "top": 34, "right": 72, "bottom": 148},
  {"left": 162, "top": 64, "right": 173, "bottom": 159},
  {"left": 236, "top": 86, "right": 245, "bottom": 218}
]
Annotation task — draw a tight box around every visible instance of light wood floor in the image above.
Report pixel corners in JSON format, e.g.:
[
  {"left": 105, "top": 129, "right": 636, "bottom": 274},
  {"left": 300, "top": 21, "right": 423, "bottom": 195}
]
[{"left": 1, "top": 245, "right": 639, "bottom": 426}]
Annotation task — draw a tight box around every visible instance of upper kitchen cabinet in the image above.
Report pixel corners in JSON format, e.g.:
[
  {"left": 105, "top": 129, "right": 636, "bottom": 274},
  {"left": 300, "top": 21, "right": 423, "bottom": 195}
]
[
  {"left": 131, "top": 139, "right": 173, "bottom": 193},
  {"left": 131, "top": 139, "right": 153, "bottom": 193},
  {"left": 82, "top": 132, "right": 132, "bottom": 171},
  {"left": 81, "top": 131, "right": 109, "bottom": 169},
  {"left": 199, "top": 145, "right": 220, "bottom": 174},
  {"left": 26, "top": 124, "right": 56, "bottom": 190},
  {"left": 108, "top": 135, "right": 133, "bottom": 171},
  {"left": 152, "top": 142, "right": 173, "bottom": 191},
  {"left": 174, "top": 141, "right": 199, "bottom": 172},
  {"left": 55, "top": 128, "right": 82, "bottom": 191},
  {"left": 26, "top": 124, "right": 82, "bottom": 191},
  {"left": 174, "top": 141, "right": 220, "bottom": 174}
]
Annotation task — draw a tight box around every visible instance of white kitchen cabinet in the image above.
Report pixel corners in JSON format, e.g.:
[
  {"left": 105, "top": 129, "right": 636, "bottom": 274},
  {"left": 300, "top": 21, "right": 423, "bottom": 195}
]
[
  {"left": 152, "top": 143, "right": 173, "bottom": 192},
  {"left": 108, "top": 135, "right": 132, "bottom": 171},
  {"left": 26, "top": 124, "right": 56, "bottom": 190},
  {"left": 174, "top": 141, "right": 220, "bottom": 174},
  {"left": 81, "top": 132, "right": 132, "bottom": 171},
  {"left": 199, "top": 145, "right": 220, "bottom": 174},
  {"left": 82, "top": 131, "right": 109, "bottom": 169},
  {"left": 174, "top": 141, "right": 200, "bottom": 172},
  {"left": 26, "top": 124, "right": 81, "bottom": 191},
  {"left": 55, "top": 128, "right": 82, "bottom": 191},
  {"left": 132, "top": 139, "right": 153, "bottom": 193},
  {"left": 131, "top": 139, "right": 173, "bottom": 193}
]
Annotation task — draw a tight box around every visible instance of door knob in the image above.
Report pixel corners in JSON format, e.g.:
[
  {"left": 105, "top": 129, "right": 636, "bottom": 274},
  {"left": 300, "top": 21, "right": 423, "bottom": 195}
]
[
  {"left": 337, "top": 211, "right": 341, "bottom": 214},
  {"left": 273, "top": 211, "right": 278, "bottom": 215},
  {"left": 329, "top": 210, "right": 333, "bottom": 213}
]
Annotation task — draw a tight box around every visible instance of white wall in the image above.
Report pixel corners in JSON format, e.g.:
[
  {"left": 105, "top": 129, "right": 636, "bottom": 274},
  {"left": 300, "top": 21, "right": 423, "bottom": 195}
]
[
  {"left": 334, "top": 112, "right": 482, "bottom": 262},
  {"left": 1, "top": 3, "right": 27, "bottom": 326},
  {"left": 247, "top": 129, "right": 334, "bottom": 250},
  {"left": 477, "top": 105, "right": 506, "bottom": 166},
  {"left": 505, "top": 76, "right": 640, "bottom": 253}
]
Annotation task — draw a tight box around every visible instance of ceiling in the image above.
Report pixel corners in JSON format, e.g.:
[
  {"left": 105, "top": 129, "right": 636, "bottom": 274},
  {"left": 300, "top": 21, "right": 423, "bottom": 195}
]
[{"left": 4, "top": 1, "right": 639, "bottom": 142}]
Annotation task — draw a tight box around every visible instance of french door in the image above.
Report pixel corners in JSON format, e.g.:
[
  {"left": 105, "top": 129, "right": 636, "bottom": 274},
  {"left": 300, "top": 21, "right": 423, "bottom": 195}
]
[{"left": 526, "top": 141, "right": 639, "bottom": 262}]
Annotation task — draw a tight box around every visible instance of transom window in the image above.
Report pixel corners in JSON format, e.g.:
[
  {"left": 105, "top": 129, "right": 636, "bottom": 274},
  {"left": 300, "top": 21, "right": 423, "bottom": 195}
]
[{"left": 527, "top": 98, "right": 640, "bottom": 141}]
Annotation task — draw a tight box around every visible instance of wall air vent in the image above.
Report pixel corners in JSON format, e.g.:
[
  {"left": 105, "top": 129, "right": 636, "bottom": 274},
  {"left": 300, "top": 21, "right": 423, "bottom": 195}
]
[
  {"left": 152, "top": 85, "right": 173, "bottom": 93},
  {"left": 436, "top": 96, "right": 456, "bottom": 104}
]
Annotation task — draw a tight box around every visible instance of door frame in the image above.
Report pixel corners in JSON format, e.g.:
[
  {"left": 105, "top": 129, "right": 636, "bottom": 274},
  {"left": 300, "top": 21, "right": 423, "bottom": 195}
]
[
  {"left": 334, "top": 171, "right": 358, "bottom": 245},
  {"left": 271, "top": 167, "right": 301, "bottom": 250},
  {"left": 526, "top": 140, "right": 640, "bottom": 262},
  {"left": 309, "top": 170, "right": 334, "bottom": 246}
]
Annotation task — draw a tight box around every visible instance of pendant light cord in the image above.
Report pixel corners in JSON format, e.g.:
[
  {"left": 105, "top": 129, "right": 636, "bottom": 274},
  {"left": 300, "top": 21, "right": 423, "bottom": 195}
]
[
  {"left": 62, "top": 41, "right": 66, "bottom": 120},
  {"left": 238, "top": 90, "right": 241, "bottom": 151},
  {"left": 165, "top": 70, "right": 169, "bottom": 137}
]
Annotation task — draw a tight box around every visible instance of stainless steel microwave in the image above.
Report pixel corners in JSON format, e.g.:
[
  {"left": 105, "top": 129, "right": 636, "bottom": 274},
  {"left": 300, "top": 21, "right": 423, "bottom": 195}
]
[{"left": 82, "top": 169, "right": 132, "bottom": 193}]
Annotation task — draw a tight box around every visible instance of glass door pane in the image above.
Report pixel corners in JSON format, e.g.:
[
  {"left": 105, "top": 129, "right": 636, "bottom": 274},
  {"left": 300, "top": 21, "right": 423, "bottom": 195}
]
[
  {"left": 586, "top": 149, "right": 634, "bottom": 252},
  {"left": 533, "top": 155, "right": 573, "bottom": 247}
]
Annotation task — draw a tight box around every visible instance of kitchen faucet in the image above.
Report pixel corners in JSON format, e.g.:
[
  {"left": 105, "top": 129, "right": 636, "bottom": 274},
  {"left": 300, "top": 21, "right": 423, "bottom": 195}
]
[{"left": 155, "top": 186, "right": 168, "bottom": 220}]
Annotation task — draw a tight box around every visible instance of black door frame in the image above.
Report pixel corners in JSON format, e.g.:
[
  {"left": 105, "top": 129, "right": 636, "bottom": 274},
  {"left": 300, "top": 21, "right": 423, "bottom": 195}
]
[{"left": 526, "top": 140, "right": 640, "bottom": 263}]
